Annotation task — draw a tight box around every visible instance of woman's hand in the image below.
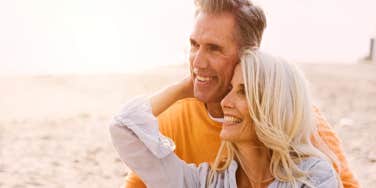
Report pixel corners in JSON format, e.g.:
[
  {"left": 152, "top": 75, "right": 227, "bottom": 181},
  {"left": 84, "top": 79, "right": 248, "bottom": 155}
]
[
  {"left": 178, "top": 76, "right": 194, "bottom": 99},
  {"left": 150, "top": 77, "right": 194, "bottom": 116}
]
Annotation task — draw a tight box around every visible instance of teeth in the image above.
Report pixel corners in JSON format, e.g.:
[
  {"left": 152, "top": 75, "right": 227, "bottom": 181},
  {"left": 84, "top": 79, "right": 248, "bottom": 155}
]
[
  {"left": 224, "top": 116, "right": 242, "bottom": 123},
  {"left": 196, "top": 75, "right": 211, "bottom": 82}
]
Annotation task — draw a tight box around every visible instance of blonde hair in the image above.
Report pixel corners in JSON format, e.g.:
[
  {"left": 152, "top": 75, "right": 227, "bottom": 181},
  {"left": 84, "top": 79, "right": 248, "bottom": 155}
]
[{"left": 207, "top": 50, "right": 342, "bottom": 187}]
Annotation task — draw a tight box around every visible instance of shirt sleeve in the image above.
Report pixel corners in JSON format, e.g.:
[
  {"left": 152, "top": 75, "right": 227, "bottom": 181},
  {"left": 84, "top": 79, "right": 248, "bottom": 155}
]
[
  {"left": 269, "top": 158, "right": 339, "bottom": 188},
  {"left": 109, "top": 96, "right": 200, "bottom": 188},
  {"left": 303, "top": 158, "right": 339, "bottom": 188},
  {"left": 121, "top": 99, "right": 183, "bottom": 188},
  {"left": 314, "top": 107, "right": 359, "bottom": 188}
]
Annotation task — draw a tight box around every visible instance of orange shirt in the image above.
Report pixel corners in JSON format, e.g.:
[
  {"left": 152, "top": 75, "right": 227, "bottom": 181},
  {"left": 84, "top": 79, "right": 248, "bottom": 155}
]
[
  {"left": 313, "top": 107, "right": 359, "bottom": 188},
  {"left": 123, "top": 98, "right": 359, "bottom": 188}
]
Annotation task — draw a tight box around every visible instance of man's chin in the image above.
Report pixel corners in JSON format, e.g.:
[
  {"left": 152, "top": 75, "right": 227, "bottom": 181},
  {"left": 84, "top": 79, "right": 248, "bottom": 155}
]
[
  {"left": 193, "top": 92, "right": 209, "bottom": 102},
  {"left": 194, "top": 91, "right": 222, "bottom": 103},
  {"left": 194, "top": 89, "right": 212, "bottom": 102}
]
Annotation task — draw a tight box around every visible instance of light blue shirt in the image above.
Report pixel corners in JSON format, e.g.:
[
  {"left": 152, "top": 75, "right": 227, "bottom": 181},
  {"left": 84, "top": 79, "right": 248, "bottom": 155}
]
[{"left": 109, "top": 97, "right": 339, "bottom": 188}]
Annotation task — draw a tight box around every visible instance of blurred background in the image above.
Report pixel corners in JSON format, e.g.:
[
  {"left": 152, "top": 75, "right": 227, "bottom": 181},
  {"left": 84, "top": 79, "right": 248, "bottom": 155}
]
[
  {"left": 0, "top": 0, "right": 375, "bottom": 187},
  {"left": 1, "top": 0, "right": 376, "bottom": 74}
]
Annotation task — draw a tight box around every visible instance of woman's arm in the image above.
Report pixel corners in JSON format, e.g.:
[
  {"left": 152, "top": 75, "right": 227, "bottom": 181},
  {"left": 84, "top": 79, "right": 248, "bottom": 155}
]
[
  {"left": 110, "top": 118, "right": 198, "bottom": 188},
  {"left": 109, "top": 79, "right": 198, "bottom": 188},
  {"left": 150, "top": 77, "right": 193, "bottom": 116}
]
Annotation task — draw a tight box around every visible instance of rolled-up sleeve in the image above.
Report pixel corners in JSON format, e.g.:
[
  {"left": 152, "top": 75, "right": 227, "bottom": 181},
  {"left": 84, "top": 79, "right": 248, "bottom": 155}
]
[{"left": 109, "top": 96, "right": 199, "bottom": 188}]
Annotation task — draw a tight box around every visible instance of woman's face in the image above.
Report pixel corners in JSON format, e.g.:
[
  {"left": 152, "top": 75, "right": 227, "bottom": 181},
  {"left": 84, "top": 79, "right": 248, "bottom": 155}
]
[{"left": 220, "top": 64, "right": 257, "bottom": 143}]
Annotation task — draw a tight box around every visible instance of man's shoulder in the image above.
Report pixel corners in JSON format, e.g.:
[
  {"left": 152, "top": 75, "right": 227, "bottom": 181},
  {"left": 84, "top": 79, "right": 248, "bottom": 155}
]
[
  {"left": 163, "top": 98, "right": 205, "bottom": 115},
  {"left": 175, "top": 98, "right": 204, "bottom": 107},
  {"left": 157, "top": 98, "right": 206, "bottom": 128}
]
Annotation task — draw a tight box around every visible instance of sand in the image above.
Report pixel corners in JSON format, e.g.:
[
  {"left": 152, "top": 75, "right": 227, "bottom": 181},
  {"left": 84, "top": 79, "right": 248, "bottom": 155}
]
[{"left": 0, "top": 63, "right": 375, "bottom": 187}]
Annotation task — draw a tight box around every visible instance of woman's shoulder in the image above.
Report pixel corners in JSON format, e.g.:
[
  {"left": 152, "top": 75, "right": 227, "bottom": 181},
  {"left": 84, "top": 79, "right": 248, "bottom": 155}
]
[
  {"left": 269, "top": 157, "right": 339, "bottom": 188},
  {"left": 298, "top": 156, "right": 334, "bottom": 174},
  {"left": 298, "top": 157, "right": 339, "bottom": 187},
  {"left": 196, "top": 160, "right": 239, "bottom": 188}
]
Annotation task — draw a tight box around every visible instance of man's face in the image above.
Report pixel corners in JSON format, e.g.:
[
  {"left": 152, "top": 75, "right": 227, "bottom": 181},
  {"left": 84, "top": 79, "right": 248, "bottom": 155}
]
[{"left": 189, "top": 12, "right": 239, "bottom": 103}]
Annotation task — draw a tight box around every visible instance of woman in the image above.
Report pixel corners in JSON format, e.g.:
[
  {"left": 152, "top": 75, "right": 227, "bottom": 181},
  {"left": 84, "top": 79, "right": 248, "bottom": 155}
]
[{"left": 109, "top": 50, "right": 341, "bottom": 188}]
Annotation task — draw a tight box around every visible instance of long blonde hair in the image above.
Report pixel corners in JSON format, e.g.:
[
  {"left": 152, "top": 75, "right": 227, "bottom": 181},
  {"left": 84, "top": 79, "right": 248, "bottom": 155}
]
[{"left": 207, "top": 50, "right": 341, "bottom": 187}]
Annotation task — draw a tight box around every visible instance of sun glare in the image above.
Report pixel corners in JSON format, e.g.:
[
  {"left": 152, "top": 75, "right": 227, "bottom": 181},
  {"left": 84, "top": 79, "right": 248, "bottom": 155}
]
[{"left": 0, "top": 0, "right": 375, "bottom": 75}]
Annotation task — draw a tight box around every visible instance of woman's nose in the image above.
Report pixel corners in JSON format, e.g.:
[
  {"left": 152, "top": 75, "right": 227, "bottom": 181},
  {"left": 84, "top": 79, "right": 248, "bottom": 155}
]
[{"left": 221, "top": 91, "right": 234, "bottom": 109}]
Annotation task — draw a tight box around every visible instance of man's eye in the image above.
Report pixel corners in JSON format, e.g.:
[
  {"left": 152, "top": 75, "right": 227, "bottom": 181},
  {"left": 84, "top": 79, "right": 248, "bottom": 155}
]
[
  {"left": 208, "top": 44, "right": 222, "bottom": 52},
  {"left": 190, "top": 40, "right": 199, "bottom": 49}
]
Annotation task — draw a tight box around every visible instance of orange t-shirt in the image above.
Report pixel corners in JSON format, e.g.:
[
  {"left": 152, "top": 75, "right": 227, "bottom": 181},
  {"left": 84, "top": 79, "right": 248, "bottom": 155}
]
[
  {"left": 313, "top": 107, "right": 359, "bottom": 188},
  {"left": 123, "top": 98, "right": 359, "bottom": 188}
]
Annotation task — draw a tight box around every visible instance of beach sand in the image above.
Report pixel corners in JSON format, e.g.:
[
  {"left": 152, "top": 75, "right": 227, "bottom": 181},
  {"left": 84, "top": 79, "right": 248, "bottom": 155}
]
[{"left": 0, "top": 63, "right": 375, "bottom": 187}]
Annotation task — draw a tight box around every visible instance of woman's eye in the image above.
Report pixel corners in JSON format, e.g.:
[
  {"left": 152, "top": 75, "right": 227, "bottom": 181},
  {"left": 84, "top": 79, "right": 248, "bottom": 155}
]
[
  {"left": 237, "top": 89, "right": 245, "bottom": 95},
  {"left": 237, "top": 85, "right": 245, "bottom": 95}
]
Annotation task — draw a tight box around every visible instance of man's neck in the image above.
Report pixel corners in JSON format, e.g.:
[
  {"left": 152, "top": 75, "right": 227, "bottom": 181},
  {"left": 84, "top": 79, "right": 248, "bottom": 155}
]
[{"left": 206, "top": 102, "right": 224, "bottom": 118}]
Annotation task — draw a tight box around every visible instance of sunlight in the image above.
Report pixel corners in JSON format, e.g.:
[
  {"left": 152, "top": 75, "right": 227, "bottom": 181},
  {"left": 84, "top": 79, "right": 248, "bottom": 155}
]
[{"left": 0, "top": 0, "right": 375, "bottom": 74}]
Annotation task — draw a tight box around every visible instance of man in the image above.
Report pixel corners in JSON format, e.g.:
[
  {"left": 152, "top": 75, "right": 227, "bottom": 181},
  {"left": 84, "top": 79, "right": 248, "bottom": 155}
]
[{"left": 123, "top": 0, "right": 359, "bottom": 187}]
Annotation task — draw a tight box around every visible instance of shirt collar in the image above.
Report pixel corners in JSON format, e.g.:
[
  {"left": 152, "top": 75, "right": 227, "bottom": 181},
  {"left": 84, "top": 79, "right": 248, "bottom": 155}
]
[{"left": 208, "top": 112, "right": 224, "bottom": 123}]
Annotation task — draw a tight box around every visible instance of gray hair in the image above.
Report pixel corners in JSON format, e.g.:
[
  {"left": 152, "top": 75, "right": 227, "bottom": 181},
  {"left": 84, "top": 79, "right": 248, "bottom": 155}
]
[{"left": 194, "top": 0, "right": 267, "bottom": 50}]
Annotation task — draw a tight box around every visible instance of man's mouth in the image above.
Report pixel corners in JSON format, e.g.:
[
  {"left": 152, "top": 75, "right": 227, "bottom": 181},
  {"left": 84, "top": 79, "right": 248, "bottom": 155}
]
[{"left": 196, "top": 75, "right": 212, "bottom": 82}]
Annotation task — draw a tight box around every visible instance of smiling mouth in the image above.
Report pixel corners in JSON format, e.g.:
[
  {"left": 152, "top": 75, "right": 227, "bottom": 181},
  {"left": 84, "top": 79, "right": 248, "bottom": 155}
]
[
  {"left": 196, "top": 75, "right": 212, "bottom": 82},
  {"left": 224, "top": 115, "right": 242, "bottom": 124}
]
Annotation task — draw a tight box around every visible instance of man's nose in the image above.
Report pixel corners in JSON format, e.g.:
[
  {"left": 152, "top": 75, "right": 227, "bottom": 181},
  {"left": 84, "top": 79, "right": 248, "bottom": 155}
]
[{"left": 191, "top": 49, "right": 208, "bottom": 69}]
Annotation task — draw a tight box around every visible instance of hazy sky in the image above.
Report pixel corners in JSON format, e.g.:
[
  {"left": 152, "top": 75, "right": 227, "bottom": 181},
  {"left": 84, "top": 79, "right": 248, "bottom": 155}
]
[{"left": 0, "top": 0, "right": 375, "bottom": 74}]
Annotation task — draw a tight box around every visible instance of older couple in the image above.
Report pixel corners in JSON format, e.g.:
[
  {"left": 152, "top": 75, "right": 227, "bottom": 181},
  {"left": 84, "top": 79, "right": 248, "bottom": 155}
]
[{"left": 110, "top": 0, "right": 358, "bottom": 187}]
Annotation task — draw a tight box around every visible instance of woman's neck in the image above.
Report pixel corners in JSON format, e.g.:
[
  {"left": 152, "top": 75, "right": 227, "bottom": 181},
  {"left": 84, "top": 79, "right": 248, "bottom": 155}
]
[{"left": 234, "top": 142, "right": 274, "bottom": 188}]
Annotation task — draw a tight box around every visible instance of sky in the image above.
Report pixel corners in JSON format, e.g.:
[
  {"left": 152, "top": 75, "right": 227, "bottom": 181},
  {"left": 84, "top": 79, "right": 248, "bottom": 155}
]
[{"left": 0, "top": 0, "right": 375, "bottom": 75}]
